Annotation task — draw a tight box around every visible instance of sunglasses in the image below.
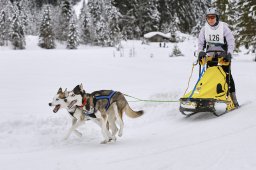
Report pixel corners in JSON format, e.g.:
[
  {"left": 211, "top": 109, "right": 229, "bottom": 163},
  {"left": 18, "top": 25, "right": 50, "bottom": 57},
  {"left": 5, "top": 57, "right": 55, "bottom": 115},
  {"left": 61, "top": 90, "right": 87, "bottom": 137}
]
[{"left": 207, "top": 16, "right": 216, "bottom": 20}]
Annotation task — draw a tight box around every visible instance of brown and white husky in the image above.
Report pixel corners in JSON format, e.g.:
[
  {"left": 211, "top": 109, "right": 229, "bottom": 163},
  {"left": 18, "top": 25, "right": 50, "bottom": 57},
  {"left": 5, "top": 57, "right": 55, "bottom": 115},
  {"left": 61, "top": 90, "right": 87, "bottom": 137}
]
[{"left": 49, "top": 88, "right": 118, "bottom": 143}]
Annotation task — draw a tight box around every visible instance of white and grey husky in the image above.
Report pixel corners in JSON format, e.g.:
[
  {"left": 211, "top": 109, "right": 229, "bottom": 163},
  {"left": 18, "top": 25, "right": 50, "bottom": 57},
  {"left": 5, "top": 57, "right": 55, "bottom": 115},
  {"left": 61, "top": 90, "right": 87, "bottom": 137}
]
[{"left": 66, "top": 84, "right": 144, "bottom": 143}]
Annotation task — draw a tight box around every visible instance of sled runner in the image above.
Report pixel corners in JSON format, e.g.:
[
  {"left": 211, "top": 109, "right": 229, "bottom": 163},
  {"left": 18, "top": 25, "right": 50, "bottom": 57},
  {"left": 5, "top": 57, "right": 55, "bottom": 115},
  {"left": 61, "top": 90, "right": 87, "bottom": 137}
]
[{"left": 179, "top": 47, "right": 236, "bottom": 117}]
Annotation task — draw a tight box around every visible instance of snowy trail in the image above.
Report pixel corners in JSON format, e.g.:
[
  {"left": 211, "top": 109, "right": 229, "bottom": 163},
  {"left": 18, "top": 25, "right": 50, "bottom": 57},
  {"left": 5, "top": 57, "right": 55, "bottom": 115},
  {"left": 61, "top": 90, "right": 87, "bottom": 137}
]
[
  {"left": 1, "top": 101, "right": 256, "bottom": 170},
  {"left": 0, "top": 38, "right": 256, "bottom": 170}
]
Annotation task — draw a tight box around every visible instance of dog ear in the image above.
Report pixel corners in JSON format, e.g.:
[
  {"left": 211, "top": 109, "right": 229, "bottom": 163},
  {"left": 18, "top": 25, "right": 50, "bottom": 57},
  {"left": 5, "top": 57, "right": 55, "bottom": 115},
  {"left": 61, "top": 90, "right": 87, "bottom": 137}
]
[
  {"left": 80, "top": 83, "right": 86, "bottom": 94},
  {"left": 64, "top": 88, "right": 68, "bottom": 97},
  {"left": 58, "top": 87, "right": 62, "bottom": 94},
  {"left": 80, "top": 83, "right": 84, "bottom": 91},
  {"left": 73, "top": 85, "right": 80, "bottom": 95}
]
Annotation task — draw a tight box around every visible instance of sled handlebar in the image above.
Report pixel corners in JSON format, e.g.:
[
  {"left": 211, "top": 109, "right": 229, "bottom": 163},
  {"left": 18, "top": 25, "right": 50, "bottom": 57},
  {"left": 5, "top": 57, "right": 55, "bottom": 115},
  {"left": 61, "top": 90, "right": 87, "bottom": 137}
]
[
  {"left": 205, "top": 50, "right": 225, "bottom": 59},
  {"left": 206, "top": 50, "right": 225, "bottom": 53}
]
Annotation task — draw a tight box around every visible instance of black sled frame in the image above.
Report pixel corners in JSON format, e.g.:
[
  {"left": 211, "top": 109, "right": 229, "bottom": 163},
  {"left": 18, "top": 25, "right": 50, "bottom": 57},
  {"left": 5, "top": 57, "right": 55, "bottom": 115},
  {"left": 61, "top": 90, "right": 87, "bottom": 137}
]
[{"left": 179, "top": 98, "right": 227, "bottom": 117}]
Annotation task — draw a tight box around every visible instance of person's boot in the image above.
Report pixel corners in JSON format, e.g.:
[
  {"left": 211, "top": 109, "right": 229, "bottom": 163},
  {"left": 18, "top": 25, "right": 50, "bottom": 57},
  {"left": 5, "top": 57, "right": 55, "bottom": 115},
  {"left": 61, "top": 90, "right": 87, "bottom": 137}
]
[{"left": 231, "top": 92, "right": 239, "bottom": 108}]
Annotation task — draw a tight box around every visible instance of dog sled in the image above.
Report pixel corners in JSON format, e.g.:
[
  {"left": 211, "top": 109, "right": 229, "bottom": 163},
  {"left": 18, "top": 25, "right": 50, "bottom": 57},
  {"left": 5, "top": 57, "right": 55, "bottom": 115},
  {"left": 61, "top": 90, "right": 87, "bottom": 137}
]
[{"left": 179, "top": 47, "right": 236, "bottom": 117}]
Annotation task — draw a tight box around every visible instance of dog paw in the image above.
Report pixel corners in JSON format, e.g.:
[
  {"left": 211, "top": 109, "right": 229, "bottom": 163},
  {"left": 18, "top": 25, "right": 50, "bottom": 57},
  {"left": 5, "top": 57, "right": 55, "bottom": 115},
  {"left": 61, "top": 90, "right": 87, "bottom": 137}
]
[
  {"left": 77, "top": 133, "right": 83, "bottom": 137},
  {"left": 100, "top": 140, "right": 108, "bottom": 144},
  {"left": 118, "top": 132, "right": 123, "bottom": 137},
  {"left": 109, "top": 137, "right": 116, "bottom": 142},
  {"left": 74, "top": 130, "right": 82, "bottom": 137}
]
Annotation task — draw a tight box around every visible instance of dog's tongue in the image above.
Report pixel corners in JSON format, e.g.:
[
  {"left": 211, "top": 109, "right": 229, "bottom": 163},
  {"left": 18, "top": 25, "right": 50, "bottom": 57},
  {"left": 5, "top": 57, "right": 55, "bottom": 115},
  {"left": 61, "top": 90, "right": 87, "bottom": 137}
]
[
  {"left": 53, "top": 105, "right": 60, "bottom": 113},
  {"left": 68, "top": 100, "right": 77, "bottom": 109}
]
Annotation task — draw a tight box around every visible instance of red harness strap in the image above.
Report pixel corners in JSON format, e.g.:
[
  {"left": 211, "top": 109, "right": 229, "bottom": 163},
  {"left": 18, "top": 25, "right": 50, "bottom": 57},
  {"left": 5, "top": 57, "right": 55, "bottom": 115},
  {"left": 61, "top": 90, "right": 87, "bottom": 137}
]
[{"left": 79, "top": 97, "right": 87, "bottom": 109}]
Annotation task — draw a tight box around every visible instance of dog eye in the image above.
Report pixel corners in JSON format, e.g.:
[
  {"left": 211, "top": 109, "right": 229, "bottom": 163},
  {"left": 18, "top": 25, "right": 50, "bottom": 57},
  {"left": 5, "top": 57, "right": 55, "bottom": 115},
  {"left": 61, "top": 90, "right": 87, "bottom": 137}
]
[
  {"left": 71, "top": 94, "right": 75, "bottom": 97},
  {"left": 56, "top": 99, "right": 59, "bottom": 101}
]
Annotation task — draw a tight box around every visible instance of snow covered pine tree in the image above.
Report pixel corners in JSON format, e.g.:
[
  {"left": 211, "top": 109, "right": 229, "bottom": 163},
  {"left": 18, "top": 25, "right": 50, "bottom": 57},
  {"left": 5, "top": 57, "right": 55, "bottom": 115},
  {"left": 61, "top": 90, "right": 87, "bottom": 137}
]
[{"left": 38, "top": 6, "right": 55, "bottom": 49}]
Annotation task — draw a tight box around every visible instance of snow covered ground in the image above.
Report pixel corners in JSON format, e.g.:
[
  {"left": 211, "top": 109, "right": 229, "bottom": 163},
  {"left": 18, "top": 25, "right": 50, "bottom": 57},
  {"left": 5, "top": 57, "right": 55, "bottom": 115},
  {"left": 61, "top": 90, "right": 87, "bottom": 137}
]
[{"left": 0, "top": 35, "right": 256, "bottom": 170}]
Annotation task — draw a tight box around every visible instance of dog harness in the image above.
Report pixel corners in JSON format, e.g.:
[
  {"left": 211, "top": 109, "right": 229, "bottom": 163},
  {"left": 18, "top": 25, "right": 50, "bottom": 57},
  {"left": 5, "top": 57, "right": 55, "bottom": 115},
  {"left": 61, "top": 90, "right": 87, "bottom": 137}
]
[
  {"left": 82, "top": 91, "right": 116, "bottom": 118},
  {"left": 94, "top": 90, "right": 116, "bottom": 110}
]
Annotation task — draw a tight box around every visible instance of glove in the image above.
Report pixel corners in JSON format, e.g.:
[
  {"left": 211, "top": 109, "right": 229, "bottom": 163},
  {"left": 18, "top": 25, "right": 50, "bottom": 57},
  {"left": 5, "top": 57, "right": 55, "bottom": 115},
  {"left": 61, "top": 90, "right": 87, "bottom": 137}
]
[
  {"left": 219, "top": 51, "right": 227, "bottom": 58},
  {"left": 198, "top": 51, "right": 206, "bottom": 61},
  {"left": 223, "top": 52, "right": 232, "bottom": 62}
]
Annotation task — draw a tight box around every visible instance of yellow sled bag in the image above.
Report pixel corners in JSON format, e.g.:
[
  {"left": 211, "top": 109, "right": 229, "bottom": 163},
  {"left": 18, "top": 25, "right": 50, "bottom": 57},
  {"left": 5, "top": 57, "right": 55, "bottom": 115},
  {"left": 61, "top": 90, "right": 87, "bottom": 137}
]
[{"left": 183, "top": 66, "right": 228, "bottom": 101}]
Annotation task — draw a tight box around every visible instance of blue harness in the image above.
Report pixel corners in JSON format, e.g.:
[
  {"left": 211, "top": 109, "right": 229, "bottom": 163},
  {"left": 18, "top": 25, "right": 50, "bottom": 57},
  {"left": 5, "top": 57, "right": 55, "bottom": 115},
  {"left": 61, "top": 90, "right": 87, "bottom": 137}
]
[
  {"left": 83, "top": 91, "right": 116, "bottom": 118},
  {"left": 95, "top": 90, "right": 116, "bottom": 110}
]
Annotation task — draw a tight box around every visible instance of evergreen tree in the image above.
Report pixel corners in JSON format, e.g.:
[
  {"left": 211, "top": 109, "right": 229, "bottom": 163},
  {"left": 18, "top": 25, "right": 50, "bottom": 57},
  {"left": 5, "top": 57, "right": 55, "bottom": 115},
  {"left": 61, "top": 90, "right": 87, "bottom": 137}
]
[
  {"left": 16, "top": 0, "right": 28, "bottom": 34},
  {"left": 88, "top": 0, "right": 111, "bottom": 46},
  {"left": 141, "top": 0, "right": 160, "bottom": 34},
  {"left": 18, "top": 0, "right": 38, "bottom": 35},
  {"left": 172, "top": 0, "right": 198, "bottom": 33},
  {"left": 121, "top": 11, "right": 137, "bottom": 39},
  {"left": 27, "top": 7, "right": 41, "bottom": 35},
  {"left": 57, "top": 0, "right": 72, "bottom": 42},
  {"left": 32, "top": 0, "right": 79, "bottom": 7},
  {"left": 79, "top": 0, "right": 91, "bottom": 44},
  {"left": 112, "top": 0, "right": 135, "bottom": 16},
  {"left": 97, "top": 15, "right": 111, "bottom": 46},
  {"left": 191, "top": 0, "right": 207, "bottom": 36},
  {"left": 87, "top": 0, "right": 100, "bottom": 44},
  {"left": 105, "top": 0, "right": 122, "bottom": 46},
  {"left": 213, "top": 0, "right": 230, "bottom": 22},
  {"left": 1, "top": 0, "right": 16, "bottom": 46},
  {"left": 0, "top": 0, "right": 9, "bottom": 12},
  {"left": 236, "top": 0, "right": 256, "bottom": 50},
  {"left": 111, "top": 0, "right": 139, "bottom": 39},
  {"left": 158, "top": 0, "right": 171, "bottom": 33},
  {"left": 112, "top": 0, "right": 137, "bottom": 39},
  {"left": 67, "top": 20, "right": 79, "bottom": 49},
  {"left": 9, "top": 14, "right": 26, "bottom": 49},
  {"left": 33, "top": 0, "right": 60, "bottom": 8},
  {"left": 50, "top": 5, "right": 61, "bottom": 40},
  {"left": 38, "top": 6, "right": 55, "bottom": 49},
  {"left": 112, "top": 0, "right": 206, "bottom": 36},
  {"left": 0, "top": 10, "right": 8, "bottom": 46},
  {"left": 88, "top": 0, "right": 122, "bottom": 46},
  {"left": 170, "top": 44, "right": 183, "bottom": 57},
  {"left": 132, "top": 0, "right": 144, "bottom": 38}
]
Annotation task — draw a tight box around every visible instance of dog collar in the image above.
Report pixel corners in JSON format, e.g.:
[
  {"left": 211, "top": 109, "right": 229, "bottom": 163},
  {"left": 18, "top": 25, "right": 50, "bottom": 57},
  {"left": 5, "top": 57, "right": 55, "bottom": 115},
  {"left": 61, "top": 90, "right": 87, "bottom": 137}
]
[{"left": 79, "top": 97, "right": 87, "bottom": 109}]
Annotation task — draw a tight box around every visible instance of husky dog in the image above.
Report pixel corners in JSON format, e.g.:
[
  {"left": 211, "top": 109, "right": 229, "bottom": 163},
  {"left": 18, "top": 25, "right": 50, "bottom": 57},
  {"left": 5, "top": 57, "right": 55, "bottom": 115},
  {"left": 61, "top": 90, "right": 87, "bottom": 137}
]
[
  {"left": 67, "top": 84, "right": 144, "bottom": 144},
  {"left": 48, "top": 88, "right": 118, "bottom": 142},
  {"left": 48, "top": 88, "right": 84, "bottom": 138}
]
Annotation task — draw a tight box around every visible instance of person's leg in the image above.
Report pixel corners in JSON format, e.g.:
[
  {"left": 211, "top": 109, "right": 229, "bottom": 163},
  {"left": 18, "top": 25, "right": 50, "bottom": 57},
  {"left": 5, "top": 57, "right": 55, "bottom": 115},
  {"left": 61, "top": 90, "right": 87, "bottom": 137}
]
[{"left": 222, "top": 65, "right": 239, "bottom": 107}]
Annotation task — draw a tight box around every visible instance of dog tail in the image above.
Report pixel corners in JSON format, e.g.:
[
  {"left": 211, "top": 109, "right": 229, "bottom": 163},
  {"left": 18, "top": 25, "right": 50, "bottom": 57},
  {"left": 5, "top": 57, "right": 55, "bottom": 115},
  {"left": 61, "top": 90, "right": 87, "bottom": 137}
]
[{"left": 124, "top": 104, "right": 144, "bottom": 118}]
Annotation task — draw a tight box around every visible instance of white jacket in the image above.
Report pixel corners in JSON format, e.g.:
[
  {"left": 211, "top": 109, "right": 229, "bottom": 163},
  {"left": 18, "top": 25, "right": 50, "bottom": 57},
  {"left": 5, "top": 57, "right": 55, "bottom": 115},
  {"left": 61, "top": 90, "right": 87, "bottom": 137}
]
[{"left": 198, "top": 21, "right": 235, "bottom": 54}]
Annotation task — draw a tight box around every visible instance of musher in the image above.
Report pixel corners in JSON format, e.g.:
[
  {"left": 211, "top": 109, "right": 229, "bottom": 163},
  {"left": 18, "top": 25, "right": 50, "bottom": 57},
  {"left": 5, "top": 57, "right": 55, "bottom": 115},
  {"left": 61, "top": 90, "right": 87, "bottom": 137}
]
[{"left": 197, "top": 7, "right": 239, "bottom": 108}]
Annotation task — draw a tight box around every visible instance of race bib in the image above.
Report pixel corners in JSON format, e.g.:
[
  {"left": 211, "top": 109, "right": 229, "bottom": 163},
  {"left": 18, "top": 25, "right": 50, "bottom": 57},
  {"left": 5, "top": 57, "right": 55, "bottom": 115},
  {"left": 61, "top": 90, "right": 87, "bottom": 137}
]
[{"left": 205, "top": 22, "right": 224, "bottom": 44}]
